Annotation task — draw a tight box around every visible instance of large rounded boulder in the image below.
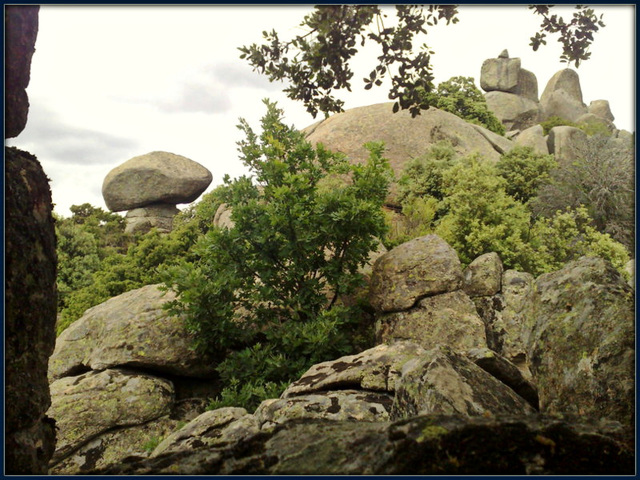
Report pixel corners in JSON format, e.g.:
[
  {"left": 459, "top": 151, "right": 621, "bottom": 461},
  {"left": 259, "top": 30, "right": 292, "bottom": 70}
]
[
  {"left": 303, "top": 103, "right": 504, "bottom": 193},
  {"left": 102, "top": 151, "right": 213, "bottom": 212}
]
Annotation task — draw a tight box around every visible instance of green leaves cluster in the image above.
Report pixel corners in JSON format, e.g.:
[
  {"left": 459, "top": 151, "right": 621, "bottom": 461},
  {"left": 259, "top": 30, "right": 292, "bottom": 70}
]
[
  {"left": 164, "top": 100, "right": 392, "bottom": 410},
  {"left": 241, "top": 5, "right": 603, "bottom": 118},
  {"left": 420, "top": 76, "right": 506, "bottom": 135},
  {"left": 529, "top": 5, "right": 606, "bottom": 68},
  {"left": 54, "top": 189, "right": 227, "bottom": 335},
  {"left": 390, "top": 142, "right": 630, "bottom": 277}
]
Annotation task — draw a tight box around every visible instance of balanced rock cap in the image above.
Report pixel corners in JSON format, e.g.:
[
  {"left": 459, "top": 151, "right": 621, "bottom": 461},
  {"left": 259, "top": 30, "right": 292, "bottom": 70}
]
[{"left": 102, "top": 151, "right": 213, "bottom": 212}]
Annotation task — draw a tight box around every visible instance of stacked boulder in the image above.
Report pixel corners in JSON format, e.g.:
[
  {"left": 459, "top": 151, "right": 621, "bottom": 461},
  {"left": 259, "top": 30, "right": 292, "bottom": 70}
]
[
  {"left": 481, "top": 49, "right": 542, "bottom": 131},
  {"left": 46, "top": 284, "right": 220, "bottom": 474},
  {"left": 102, "top": 151, "right": 212, "bottom": 234},
  {"left": 479, "top": 50, "right": 632, "bottom": 167}
]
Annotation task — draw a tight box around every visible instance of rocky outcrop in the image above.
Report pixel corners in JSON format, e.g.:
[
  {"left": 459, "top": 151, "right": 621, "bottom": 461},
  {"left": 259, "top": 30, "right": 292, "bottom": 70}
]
[
  {"left": 484, "top": 91, "right": 542, "bottom": 131},
  {"left": 527, "top": 256, "right": 635, "bottom": 425},
  {"left": 52, "top": 415, "right": 182, "bottom": 474},
  {"left": 5, "top": 5, "right": 39, "bottom": 139},
  {"left": 5, "top": 8, "right": 56, "bottom": 475},
  {"left": 5, "top": 147, "right": 57, "bottom": 474},
  {"left": 392, "top": 345, "right": 535, "bottom": 419},
  {"left": 462, "top": 252, "right": 503, "bottom": 297},
  {"left": 588, "top": 99, "right": 614, "bottom": 122},
  {"left": 480, "top": 52, "right": 521, "bottom": 93},
  {"left": 376, "top": 291, "right": 487, "bottom": 351},
  {"left": 49, "top": 284, "right": 218, "bottom": 380},
  {"left": 151, "top": 408, "right": 259, "bottom": 457},
  {"left": 514, "top": 124, "right": 549, "bottom": 155},
  {"left": 96, "top": 414, "right": 633, "bottom": 475},
  {"left": 546, "top": 125, "right": 588, "bottom": 165},
  {"left": 102, "top": 151, "right": 212, "bottom": 234},
  {"left": 47, "top": 284, "right": 221, "bottom": 473},
  {"left": 47, "top": 234, "right": 635, "bottom": 474}
]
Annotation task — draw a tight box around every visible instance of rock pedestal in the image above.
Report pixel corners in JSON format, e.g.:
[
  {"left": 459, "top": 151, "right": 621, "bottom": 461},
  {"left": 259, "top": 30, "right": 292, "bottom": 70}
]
[{"left": 125, "top": 203, "right": 180, "bottom": 234}]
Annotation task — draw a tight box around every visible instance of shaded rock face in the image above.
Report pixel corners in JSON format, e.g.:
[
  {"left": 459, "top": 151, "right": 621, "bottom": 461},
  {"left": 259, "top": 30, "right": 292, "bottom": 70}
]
[
  {"left": 49, "top": 284, "right": 218, "bottom": 380},
  {"left": 5, "top": 5, "right": 39, "bottom": 139},
  {"left": 5, "top": 147, "right": 57, "bottom": 474},
  {"left": 484, "top": 91, "right": 542, "bottom": 131},
  {"left": 392, "top": 345, "right": 535, "bottom": 419},
  {"left": 472, "top": 269, "right": 536, "bottom": 372},
  {"left": 527, "top": 256, "right": 635, "bottom": 425},
  {"left": 151, "top": 408, "right": 259, "bottom": 458},
  {"left": 94, "top": 414, "right": 633, "bottom": 475}
]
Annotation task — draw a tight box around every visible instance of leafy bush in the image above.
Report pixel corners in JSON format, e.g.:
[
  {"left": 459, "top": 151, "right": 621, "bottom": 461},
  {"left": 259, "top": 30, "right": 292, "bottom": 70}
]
[
  {"left": 496, "top": 146, "right": 557, "bottom": 204},
  {"left": 530, "top": 206, "right": 630, "bottom": 274},
  {"left": 434, "top": 154, "right": 538, "bottom": 271},
  {"left": 164, "top": 100, "right": 392, "bottom": 411},
  {"left": 420, "top": 76, "right": 506, "bottom": 135},
  {"left": 391, "top": 146, "right": 630, "bottom": 277},
  {"left": 55, "top": 197, "right": 218, "bottom": 335}
]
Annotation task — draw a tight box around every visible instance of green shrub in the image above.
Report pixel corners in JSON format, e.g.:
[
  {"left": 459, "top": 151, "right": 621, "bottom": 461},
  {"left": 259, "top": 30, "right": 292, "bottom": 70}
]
[
  {"left": 496, "top": 146, "right": 557, "bottom": 204},
  {"left": 421, "top": 76, "right": 506, "bottom": 135},
  {"left": 164, "top": 100, "right": 392, "bottom": 411}
]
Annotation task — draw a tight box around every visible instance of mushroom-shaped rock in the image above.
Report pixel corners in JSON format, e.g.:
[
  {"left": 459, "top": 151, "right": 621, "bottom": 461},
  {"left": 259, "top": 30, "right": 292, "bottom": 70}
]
[{"left": 102, "top": 151, "right": 213, "bottom": 212}]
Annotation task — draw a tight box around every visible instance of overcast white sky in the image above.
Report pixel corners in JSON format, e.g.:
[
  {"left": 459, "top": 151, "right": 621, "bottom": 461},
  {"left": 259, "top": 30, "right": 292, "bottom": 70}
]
[{"left": 6, "top": 5, "right": 635, "bottom": 217}]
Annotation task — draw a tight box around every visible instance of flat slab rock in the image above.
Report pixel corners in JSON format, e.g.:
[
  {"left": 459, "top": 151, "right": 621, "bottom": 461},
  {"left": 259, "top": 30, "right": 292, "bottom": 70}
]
[
  {"left": 282, "top": 341, "right": 429, "bottom": 397},
  {"left": 92, "top": 414, "right": 634, "bottom": 475}
]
